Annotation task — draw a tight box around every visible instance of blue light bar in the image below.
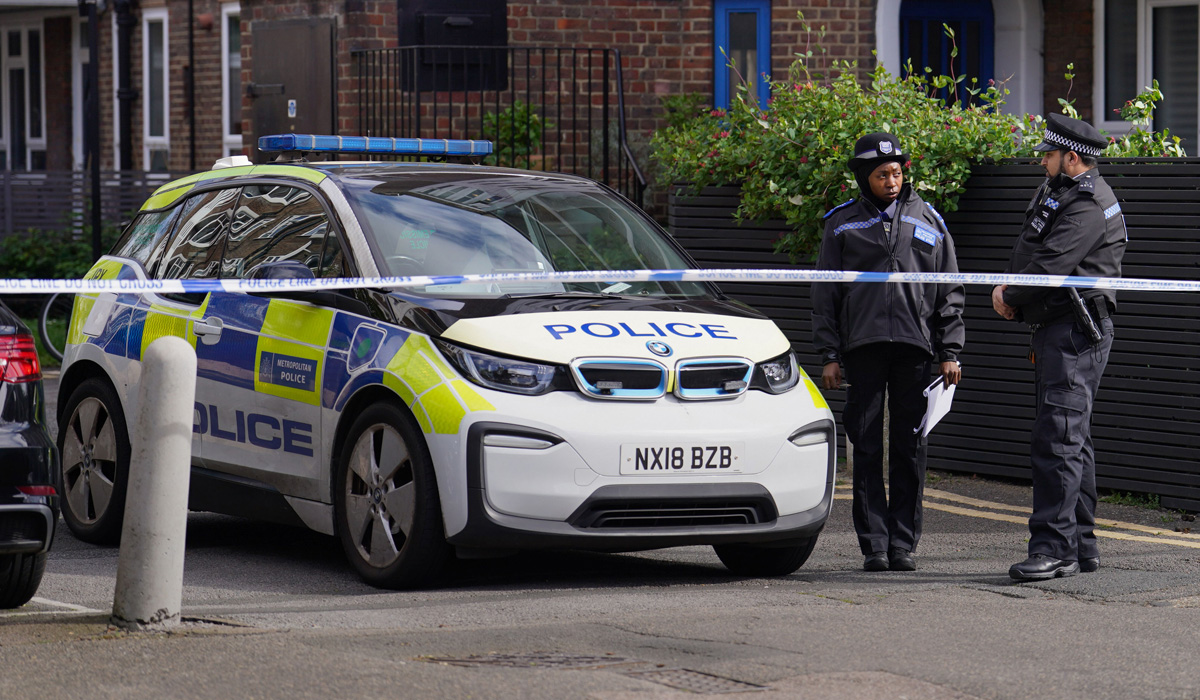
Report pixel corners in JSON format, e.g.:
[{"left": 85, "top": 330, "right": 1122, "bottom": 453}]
[{"left": 257, "top": 134, "right": 493, "bottom": 157}]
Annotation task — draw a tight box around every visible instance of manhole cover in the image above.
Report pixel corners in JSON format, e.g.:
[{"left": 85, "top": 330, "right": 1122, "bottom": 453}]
[
  {"left": 423, "top": 652, "right": 634, "bottom": 669},
  {"left": 625, "top": 668, "right": 767, "bottom": 694}
]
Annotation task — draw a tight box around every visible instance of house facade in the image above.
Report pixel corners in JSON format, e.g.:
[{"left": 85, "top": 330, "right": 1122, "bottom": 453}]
[{"left": 0, "top": 0, "right": 1191, "bottom": 177}]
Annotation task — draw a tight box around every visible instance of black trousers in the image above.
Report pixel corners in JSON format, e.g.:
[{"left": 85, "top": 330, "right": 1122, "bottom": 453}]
[
  {"left": 1028, "top": 318, "right": 1113, "bottom": 561},
  {"left": 842, "top": 343, "right": 931, "bottom": 556}
]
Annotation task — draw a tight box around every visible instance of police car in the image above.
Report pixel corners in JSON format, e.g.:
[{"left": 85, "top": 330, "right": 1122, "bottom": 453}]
[{"left": 57, "top": 135, "right": 835, "bottom": 588}]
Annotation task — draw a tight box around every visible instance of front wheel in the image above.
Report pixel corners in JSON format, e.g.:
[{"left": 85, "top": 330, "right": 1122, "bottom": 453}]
[
  {"left": 714, "top": 536, "right": 819, "bottom": 577},
  {"left": 334, "top": 402, "right": 450, "bottom": 589},
  {"left": 0, "top": 552, "right": 47, "bottom": 609},
  {"left": 58, "top": 377, "right": 131, "bottom": 544}
]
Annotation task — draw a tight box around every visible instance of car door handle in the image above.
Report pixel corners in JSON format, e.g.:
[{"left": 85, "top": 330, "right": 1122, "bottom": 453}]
[{"left": 193, "top": 317, "right": 224, "bottom": 344}]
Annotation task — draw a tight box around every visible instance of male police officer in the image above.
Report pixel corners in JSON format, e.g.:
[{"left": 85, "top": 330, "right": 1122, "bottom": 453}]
[
  {"left": 991, "top": 113, "right": 1127, "bottom": 581},
  {"left": 814, "top": 133, "right": 964, "bottom": 572}
]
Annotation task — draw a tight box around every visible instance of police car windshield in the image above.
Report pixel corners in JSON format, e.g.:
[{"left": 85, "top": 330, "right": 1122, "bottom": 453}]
[{"left": 339, "top": 172, "right": 710, "bottom": 299}]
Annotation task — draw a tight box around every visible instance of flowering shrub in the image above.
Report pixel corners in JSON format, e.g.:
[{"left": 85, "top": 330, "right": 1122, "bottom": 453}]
[{"left": 652, "top": 18, "right": 1184, "bottom": 259}]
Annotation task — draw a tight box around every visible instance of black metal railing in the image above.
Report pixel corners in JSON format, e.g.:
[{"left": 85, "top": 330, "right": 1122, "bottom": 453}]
[{"left": 352, "top": 45, "right": 646, "bottom": 207}]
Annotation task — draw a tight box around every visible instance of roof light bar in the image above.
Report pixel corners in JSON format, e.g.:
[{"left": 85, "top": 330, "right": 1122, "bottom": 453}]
[{"left": 257, "top": 134, "right": 493, "bottom": 157}]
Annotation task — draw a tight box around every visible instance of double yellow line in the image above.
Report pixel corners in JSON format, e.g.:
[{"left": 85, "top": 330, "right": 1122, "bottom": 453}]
[{"left": 834, "top": 484, "right": 1200, "bottom": 549}]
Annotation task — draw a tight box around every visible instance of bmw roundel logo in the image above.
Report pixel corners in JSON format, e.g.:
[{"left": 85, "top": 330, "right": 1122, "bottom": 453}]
[{"left": 646, "top": 341, "right": 672, "bottom": 357}]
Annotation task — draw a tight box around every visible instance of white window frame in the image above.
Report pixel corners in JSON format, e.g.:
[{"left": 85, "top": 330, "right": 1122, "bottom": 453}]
[
  {"left": 1094, "top": 0, "right": 1200, "bottom": 140},
  {"left": 0, "top": 21, "right": 51, "bottom": 171},
  {"left": 142, "top": 7, "right": 169, "bottom": 170},
  {"left": 221, "top": 3, "right": 242, "bottom": 157},
  {"left": 73, "top": 16, "right": 87, "bottom": 170},
  {"left": 111, "top": 11, "right": 120, "bottom": 168}
]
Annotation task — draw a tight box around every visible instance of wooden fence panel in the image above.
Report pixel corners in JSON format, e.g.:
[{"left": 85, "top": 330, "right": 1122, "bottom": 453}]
[{"left": 670, "top": 158, "right": 1200, "bottom": 511}]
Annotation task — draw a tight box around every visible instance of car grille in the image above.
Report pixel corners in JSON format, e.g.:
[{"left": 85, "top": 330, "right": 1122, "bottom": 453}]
[
  {"left": 675, "top": 358, "right": 753, "bottom": 400},
  {"left": 572, "top": 498, "right": 777, "bottom": 529},
  {"left": 570, "top": 358, "right": 667, "bottom": 400}
]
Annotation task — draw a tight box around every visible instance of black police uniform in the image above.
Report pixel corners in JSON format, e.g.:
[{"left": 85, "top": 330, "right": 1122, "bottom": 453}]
[
  {"left": 1001, "top": 114, "right": 1127, "bottom": 578},
  {"left": 813, "top": 134, "right": 965, "bottom": 564}
]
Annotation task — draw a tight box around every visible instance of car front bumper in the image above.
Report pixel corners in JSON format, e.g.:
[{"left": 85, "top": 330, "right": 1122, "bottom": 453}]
[{"left": 438, "top": 388, "right": 836, "bottom": 552}]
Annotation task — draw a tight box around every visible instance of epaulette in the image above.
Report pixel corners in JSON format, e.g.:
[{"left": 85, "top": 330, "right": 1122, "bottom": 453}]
[
  {"left": 1077, "top": 171, "right": 1096, "bottom": 197},
  {"left": 823, "top": 199, "right": 856, "bottom": 220},
  {"left": 924, "top": 201, "right": 947, "bottom": 230}
]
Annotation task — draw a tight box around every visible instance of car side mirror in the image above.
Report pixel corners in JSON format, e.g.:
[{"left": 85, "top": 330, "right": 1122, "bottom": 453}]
[{"left": 246, "top": 260, "right": 317, "bottom": 281}]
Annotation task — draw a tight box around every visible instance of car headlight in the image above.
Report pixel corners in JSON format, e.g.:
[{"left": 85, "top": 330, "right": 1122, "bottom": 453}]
[
  {"left": 435, "top": 339, "right": 559, "bottom": 395},
  {"left": 752, "top": 350, "right": 801, "bottom": 394}
]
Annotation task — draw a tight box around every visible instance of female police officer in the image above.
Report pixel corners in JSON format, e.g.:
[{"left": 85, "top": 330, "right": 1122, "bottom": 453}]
[{"left": 813, "top": 133, "right": 965, "bottom": 572}]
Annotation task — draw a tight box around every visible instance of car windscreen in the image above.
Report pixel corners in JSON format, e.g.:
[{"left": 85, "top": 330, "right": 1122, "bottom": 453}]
[{"left": 339, "top": 171, "right": 711, "bottom": 299}]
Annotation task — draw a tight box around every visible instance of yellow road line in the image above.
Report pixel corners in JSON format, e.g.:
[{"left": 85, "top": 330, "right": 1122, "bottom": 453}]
[{"left": 834, "top": 486, "right": 1200, "bottom": 548}]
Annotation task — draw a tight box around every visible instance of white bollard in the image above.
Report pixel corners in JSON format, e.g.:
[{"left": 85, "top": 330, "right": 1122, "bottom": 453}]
[{"left": 111, "top": 335, "right": 197, "bottom": 629}]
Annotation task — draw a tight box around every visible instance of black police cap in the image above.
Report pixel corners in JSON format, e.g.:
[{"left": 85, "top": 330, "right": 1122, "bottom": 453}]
[
  {"left": 1034, "top": 113, "right": 1107, "bottom": 157},
  {"left": 847, "top": 132, "right": 906, "bottom": 171}
]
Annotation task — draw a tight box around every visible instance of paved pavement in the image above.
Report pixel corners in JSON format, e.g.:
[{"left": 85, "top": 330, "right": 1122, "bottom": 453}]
[{"left": 6, "top": 372, "right": 1200, "bottom": 699}]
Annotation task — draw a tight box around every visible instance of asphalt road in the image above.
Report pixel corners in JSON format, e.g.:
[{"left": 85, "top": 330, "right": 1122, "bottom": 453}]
[{"left": 5, "top": 373, "right": 1200, "bottom": 700}]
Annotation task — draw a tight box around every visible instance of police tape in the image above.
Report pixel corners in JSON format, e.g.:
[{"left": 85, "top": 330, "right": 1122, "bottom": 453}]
[{"left": 2, "top": 269, "right": 1199, "bottom": 295}]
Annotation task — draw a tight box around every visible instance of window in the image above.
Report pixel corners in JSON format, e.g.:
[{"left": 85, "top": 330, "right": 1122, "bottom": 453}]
[
  {"left": 221, "top": 4, "right": 242, "bottom": 157},
  {"left": 1097, "top": 0, "right": 1200, "bottom": 151},
  {"left": 714, "top": 0, "right": 771, "bottom": 110},
  {"left": 74, "top": 18, "right": 89, "bottom": 169},
  {"left": 143, "top": 9, "right": 169, "bottom": 170},
  {"left": 112, "top": 208, "right": 183, "bottom": 269},
  {"left": 159, "top": 188, "right": 239, "bottom": 282},
  {"left": 0, "top": 25, "right": 48, "bottom": 170},
  {"left": 900, "top": 0, "right": 994, "bottom": 107},
  {"left": 223, "top": 185, "right": 332, "bottom": 278}
]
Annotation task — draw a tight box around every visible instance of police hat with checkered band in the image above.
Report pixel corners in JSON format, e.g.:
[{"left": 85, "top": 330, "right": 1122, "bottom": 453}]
[
  {"left": 1033, "top": 113, "right": 1107, "bottom": 157},
  {"left": 847, "top": 132, "right": 906, "bottom": 172}
]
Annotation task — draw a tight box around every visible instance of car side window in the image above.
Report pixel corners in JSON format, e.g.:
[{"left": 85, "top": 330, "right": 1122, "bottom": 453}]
[
  {"left": 319, "top": 227, "right": 347, "bottom": 278},
  {"left": 223, "top": 184, "right": 334, "bottom": 278},
  {"left": 158, "top": 187, "right": 240, "bottom": 280},
  {"left": 110, "top": 208, "right": 182, "bottom": 270}
]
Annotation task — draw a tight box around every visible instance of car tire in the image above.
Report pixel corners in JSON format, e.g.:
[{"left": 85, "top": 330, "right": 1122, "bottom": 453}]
[
  {"left": 58, "top": 377, "right": 131, "bottom": 545},
  {"left": 334, "top": 401, "right": 450, "bottom": 589},
  {"left": 0, "top": 552, "right": 47, "bottom": 609},
  {"left": 714, "top": 536, "right": 819, "bottom": 577}
]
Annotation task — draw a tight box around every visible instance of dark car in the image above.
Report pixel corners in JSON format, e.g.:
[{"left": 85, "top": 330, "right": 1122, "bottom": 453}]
[{"left": 0, "top": 299, "right": 58, "bottom": 608}]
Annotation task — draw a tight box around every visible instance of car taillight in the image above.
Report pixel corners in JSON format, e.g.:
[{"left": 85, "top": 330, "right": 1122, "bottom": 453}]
[
  {"left": 0, "top": 333, "right": 42, "bottom": 383},
  {"left": 17, "top": 485, "right": 57, "bottom": 496}
]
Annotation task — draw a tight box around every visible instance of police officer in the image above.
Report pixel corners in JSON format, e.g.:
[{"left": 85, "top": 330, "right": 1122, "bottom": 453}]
[
  {"left": 814, "top": 133, "right": 965, "bottom": 572},
  {"left": 992, "top": 113, "right": 1127, "bottom": 581}
]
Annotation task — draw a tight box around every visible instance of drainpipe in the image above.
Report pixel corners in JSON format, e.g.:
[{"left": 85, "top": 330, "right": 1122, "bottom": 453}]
[
  {"left": 115, "top": 0, "right": 135, "bottom": 170},
  {"left": 188, "top": 0, "right": 195, "bottom": 170},
  {"left": 79, "top": 0, "right": 101, "bottom": 260}
]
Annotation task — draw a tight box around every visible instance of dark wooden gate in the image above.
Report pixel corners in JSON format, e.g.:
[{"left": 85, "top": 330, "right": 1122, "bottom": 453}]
[{"left": 669, "top": 158, "right": 1200, "bottom": 511}]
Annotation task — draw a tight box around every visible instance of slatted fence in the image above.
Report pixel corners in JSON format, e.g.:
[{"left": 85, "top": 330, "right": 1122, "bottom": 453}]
[
  {"left": 669, "top": 159, "right": 1200, "bottom": 511},
  {"left": 0, "top": 170, "right": 185, "bottom": 238}
]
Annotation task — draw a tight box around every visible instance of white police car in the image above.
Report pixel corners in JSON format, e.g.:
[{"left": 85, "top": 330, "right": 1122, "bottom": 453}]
[{"left": 57, "top": 135, "right": 835, "bottom": 588}]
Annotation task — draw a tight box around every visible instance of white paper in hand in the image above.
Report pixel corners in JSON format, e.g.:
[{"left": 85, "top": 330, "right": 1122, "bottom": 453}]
[{"left": 915, "top": 377, "right": 956, "bottom": 437}]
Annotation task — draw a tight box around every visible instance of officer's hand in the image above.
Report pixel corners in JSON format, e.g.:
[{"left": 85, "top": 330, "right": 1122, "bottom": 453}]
[
  {"left": 940, "top": 361, "right": 961, "bottom": 387},
  {"left": 821, "top": 362, "right": 842, "bottom": 391},
  {"left": 991, "top": 284, "right": 1015, "bottom": 320}
]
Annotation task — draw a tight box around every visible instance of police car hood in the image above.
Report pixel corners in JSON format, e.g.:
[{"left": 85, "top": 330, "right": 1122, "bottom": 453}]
[{"left": 439, "top": 307, "right": 791, "bottom": 365}]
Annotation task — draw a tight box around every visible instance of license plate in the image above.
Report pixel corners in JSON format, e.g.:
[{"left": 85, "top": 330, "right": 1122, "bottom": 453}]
[{"left": 620, "top": 442, "right": 744, "bottom": 475}]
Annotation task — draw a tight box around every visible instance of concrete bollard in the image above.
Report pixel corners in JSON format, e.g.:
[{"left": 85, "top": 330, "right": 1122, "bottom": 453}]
[{"left": 111, "top": 335, "right": 197, "bottom": 629}]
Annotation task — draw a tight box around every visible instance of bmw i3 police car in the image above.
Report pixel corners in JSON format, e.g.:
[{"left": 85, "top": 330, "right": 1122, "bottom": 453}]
[{"left": 57, "top": 134, "right": 835, "bottom": 588}]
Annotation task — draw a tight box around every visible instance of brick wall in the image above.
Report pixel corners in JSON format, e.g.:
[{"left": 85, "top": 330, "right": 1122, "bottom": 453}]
[
  {"left": 87, "top": 0, "right": 881, "bottom": 174},
  {"left": 1043, "top": 0, "right": 1094, "bottom": 122},
  {"left": 498, "top": 0, "right": 879, "bottom": 145}
]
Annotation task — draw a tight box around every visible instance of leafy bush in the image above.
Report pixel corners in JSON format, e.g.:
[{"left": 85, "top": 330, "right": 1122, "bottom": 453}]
[
  {"left": 482, "top": 100, "right": 554, "bottom": 169},
  {"left": 0, "top": 223, "right": 120, "bottom": 280},
  {"left": 652, "top": 15, "right": 1184, "bottom": 260}
]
